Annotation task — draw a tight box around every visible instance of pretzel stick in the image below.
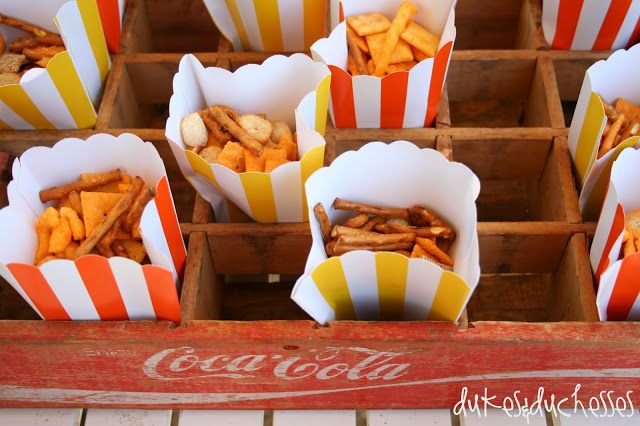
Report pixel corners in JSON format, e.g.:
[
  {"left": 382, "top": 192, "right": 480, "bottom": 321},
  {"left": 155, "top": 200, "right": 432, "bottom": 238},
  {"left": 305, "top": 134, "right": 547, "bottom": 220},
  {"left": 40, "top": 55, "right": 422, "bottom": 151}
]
[
  {"left": 375, "top": 223, "right": 454, "bottom": 239},
  {"left": 338, "top": 232, "right": 415, "bottom": 245},
  {"left": 345, "top": 213, "right": 369, "bottom": 228},
  {"left": 333, "top": 241, "right": 413, "bottom": 255},
  {"left": 0, "top": 14, "right": 49, "bottom": 37},
  {"left": 333, "top": 198, "right": 409, "bottom": 220},
  {"left": 409, "top": 205, "right": 444, "bottom": 226},
  {"left": 313, "top": 203, "right": 332, "bottom": 243},
  {"left": 360, "top": 216, "right": 386, "bottom": 231},
  {"left": 122, "top": 186, "right": 154, "bottom": 232},
  {"left": 395, "top": 250, "right": 411, "bottom": 257},
  {"left": 75, "top": 178, "right": 144, "bottom": 258},
  {"left": 10, "top": 34, "right": 64, "bottom": 52},
  {"left": 98, "top": 216, "right": 123, "bottom": 255},
  {"left": 0, "top": 33, "right": 5, "bottom": 53},
  {"left": 598, "top": 113, "right": 625, "bottom": 158},
  {"left": 112, "top": 240, "right": 129, "bottom": 259},
  {"left": 416, "top": 237, "right": 454, "bottom": 266},
  {"left": 346, "top": 27, "right": 368, "bottom": 75},
  {"left": 331, "top": 225, "right": 379, "bottom": 238},
  {"left": 210, "top": 106, "right": 263, "bottom": 156},
  {"left": 39, "top": 169, "right": 122, "bottom": 202}
]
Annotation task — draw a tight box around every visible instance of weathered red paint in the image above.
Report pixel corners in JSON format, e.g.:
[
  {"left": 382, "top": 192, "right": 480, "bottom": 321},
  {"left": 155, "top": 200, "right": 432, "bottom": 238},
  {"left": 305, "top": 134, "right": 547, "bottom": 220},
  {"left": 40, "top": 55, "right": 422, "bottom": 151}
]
[{"left": 0, "top": 320, "right": 639, "bottom": 409}]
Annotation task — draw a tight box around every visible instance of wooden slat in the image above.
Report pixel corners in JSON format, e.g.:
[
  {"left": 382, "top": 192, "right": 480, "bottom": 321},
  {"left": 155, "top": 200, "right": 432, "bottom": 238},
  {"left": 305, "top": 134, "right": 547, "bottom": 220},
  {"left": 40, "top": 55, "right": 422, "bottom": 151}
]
[
  {"left": 180, "top": 232, "right": 221, "bottom": 322},
  {"left": 178, "top": 410, "right": 263, "bottom": 426},
  {"left": 460, "top": 409, "right": 547, "bottom": 425},
  {"left": 0, "top": 409, "right": 82, "bottom": 426},
  {"left": 369, "top": 409, "right": 452, "bottom": 426},
  {"left": 273, "top": 410, "right": 355, "bottom": 426},
  {"left": 84, "top": 409, "right": 172, "bottom": 426},
  {"left": 456, "top": 0, "right": 522, "bottom": 49}
]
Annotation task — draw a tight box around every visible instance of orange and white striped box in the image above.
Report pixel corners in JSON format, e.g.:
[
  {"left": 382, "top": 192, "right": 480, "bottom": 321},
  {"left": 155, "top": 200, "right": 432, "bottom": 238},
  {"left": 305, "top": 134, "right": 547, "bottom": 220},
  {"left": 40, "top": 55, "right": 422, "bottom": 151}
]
[
  {"left": 0, "top": 134, "right": 186, "bottom": 322},
  {"left": 165, "top": 54, "right": 330, "bottom": 223},
  {"left": 291, "top": 141, "right": 480, "bottom": 324},
  {"left": 311, "top": 0, "right": 456, "bottom": 129},
  {"left": 568, "top": 44, "right": 640, "bottom": 221},
  {"left": 0, "top": 0, "right": 111, "bottom": 129},
  {"left": 97, "top": 0, "right": 127, "bottom": 53},
  {"left": 202, "top": 0, "right": 327, "bottom": 52},
  {"left": 542, "top": 0, "right": 640, "bottom": 50},
  {"left": 591, "top": 148, "right": 640, "bottom": 320}
]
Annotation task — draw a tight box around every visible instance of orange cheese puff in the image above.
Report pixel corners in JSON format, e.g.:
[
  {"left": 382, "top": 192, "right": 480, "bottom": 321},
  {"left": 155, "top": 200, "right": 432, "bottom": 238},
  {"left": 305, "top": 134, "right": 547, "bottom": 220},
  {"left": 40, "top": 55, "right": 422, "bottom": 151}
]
[
  {"left": 277, "top": 133, "right": 298, "bottom": 161},
  {"left": 265, "top": 158, "right": 290, "bottom": 173}
]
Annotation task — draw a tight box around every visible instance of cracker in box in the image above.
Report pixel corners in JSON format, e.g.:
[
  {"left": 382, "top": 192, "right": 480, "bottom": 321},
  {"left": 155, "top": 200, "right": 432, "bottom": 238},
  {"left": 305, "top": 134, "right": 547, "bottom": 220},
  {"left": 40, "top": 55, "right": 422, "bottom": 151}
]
[
  {"left": 165, "top": 54, "right": 330, "bottom": 223},
  {"left": 311, "top": 0, "right": 456, "bottom": 128},
  {"left": 0, "top": 134, "right": 186, "bottom": 322},
  {"left": 291, "top": 141, "right": 480, "bottom": 324}
]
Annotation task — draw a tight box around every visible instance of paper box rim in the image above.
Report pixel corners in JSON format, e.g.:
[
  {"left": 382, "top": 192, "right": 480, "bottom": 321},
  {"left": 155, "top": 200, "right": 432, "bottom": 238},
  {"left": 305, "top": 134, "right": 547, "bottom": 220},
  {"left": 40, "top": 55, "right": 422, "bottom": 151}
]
[
  {"left": 304, "top": 140, "right": 481, "bottom": 287},
  {"left": 1, "top": 133, "right": 178, "bottom": 274}
]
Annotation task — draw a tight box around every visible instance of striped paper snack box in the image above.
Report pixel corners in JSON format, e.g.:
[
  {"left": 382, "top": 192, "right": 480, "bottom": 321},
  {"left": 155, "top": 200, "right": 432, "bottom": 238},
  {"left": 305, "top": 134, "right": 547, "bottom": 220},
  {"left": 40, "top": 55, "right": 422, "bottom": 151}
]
[
  {"left": 568, "top": 44, "right": 640, "bottom": 221},
  {"left": 0, "top": 0, "right": 112, "bottom": 129},
  {"left": 0, "top": 134, "right": 186, "bottom": 322},
  {"left": 166, "top": 54, "right": 330, "bottom": 223},
  {"left": 311, "top": 0, "right": 456, "bottom": 128},
  {"left": 291, "top": 141, "right": 481, "bottom": 325},
  {"left": 202, "top": 0, "right": 327, "bottom": 52},
  {"left": 542, "top": 0, "right": 640, "bottom": 50},
  {"left": 99, "top": 0, "right": 127, "bottom": 53},
  {"left": 591, "top": 148, "right": 640, "bottom": 321}
]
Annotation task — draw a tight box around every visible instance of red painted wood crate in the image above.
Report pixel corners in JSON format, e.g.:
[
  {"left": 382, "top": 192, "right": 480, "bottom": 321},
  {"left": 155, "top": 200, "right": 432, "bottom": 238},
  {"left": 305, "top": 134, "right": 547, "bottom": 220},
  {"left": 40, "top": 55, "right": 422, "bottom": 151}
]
[{"left": 1, "top": 0, "right": 638, "bottom": 409}]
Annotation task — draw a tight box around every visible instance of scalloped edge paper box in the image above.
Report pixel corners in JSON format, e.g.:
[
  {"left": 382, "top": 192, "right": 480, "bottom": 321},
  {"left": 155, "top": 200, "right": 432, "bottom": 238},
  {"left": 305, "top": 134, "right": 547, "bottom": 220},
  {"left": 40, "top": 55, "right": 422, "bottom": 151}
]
[
  {"left": 311, "top": 0, "right": 456, "bottom": 128},
  {"left": 291, "top": 141, "right": 481, "bottom": 324},
  {"left": 165, "top": 53, "right": 330, "bottom": 223},
  {"left": 0, "top": 134, "right": 186, "bottom": 322}
]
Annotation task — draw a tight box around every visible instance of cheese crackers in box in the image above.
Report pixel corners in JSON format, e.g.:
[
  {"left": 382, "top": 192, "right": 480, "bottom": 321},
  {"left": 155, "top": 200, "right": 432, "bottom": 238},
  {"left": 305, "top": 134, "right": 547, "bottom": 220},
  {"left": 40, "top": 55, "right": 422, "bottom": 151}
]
[{"left": 0, "top": 134, "right": 186, "bottom": 322}]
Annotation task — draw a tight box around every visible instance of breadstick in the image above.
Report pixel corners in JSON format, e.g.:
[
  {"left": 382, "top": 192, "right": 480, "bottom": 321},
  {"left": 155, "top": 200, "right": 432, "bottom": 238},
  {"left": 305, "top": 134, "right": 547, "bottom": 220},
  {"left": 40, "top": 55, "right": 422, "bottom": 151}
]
[
  {"left": 416, "top": 237, "right": 454, "bottom": 266},
  {"left": 122, "top": 186, "right": 154, "bottom": 232},
  {"left": 68, "top": 191, "right": 83, "bottom": 218},
  {"left": 98, "top": 216, "right": 123, "bottom": 255},
  {"left": 333, "top": 241, "right": 413, "bottom": 255},
  {"left": 375, "top": 223, "right": 455, "bottom": 239},
  {"left": 313, "top": 203, "right": 332, "bottom": 243},
  {"left": 373, "top": 1, "right": 417, "bottom": 77},
  {"left": 0, "top": 14, "right": 49, "bottom": 37},
  {"left": 40, "top": 169, "right": 122, "bottom": 202},
  {"left": 338, "top": 232, "right": 415, "bottom": 246},
  {"left": 112, "top": 240, "right": 129, "bottom": 259},
  {"left": 598, "top": 113, "right": 625, "bottom": 158},
  {"left": 346, "top": 26, "right": 368, "bottom": 75},
  {"left": 345, "top": 213, "right": 369, "bottom": 228},
  {"left": 333, "top": 198, "right": 409, "bottom": 220},
  {"left": 75, "top": 177, "right": 144, "bottom": 258},
  {"left": 210, "top": 106, "right": 263, "bottom": 156}
]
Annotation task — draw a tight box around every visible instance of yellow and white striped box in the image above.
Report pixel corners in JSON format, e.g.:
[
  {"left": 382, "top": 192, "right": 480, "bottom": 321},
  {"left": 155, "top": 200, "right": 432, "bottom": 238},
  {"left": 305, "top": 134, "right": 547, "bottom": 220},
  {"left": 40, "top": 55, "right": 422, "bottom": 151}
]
[
  {"left": 165, "top": 53, "right": 331, "bottom": 223},
  {"left": 291, "top": 141, "right": 481, "bottom": 324},
  {"left": 0, "top": 0, "right": 111, "bottom": 130},
  {"left": 568, "top": 44, "right": 640, "bottom": 221},
  {"left": 203, "top": 0, "right": 328, "bottom": 52}
]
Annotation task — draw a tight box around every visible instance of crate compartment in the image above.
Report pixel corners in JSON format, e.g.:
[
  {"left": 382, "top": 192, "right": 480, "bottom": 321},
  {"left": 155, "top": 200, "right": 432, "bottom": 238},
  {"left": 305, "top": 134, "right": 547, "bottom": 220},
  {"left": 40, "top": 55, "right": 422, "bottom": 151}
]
[
  {"left": 552, "top": 53, "right": 610, "bottom": 127},
  {"left": 450, "top": 134, "right": 580, "bottom": 221},
  {"left": 455, "top": 0, "right": 525, "bottom": 49},
  {"left": 121, "top": 0, "right": 221, "bottom": 53},
  {"left": 447, "top": 54, "right": 561, "bottom": 128}
]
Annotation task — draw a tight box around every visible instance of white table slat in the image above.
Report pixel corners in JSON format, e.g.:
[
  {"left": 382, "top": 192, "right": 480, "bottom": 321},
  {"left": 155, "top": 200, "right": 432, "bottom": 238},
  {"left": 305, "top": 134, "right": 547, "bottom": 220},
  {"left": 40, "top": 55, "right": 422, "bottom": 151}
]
[
  {"left": 273, "top": 410, "right": 356, "bottom": 426},
  {"left": 555, "top": 410, "right": 640, "bottom": 425},
  {"left": 84, "top": 409, "right": 172, "bottom": 426},
  {"left": 178, "top": 410, "right": 264, "bottom": 426},
  {"left": 369, "top": 409, "right": 452, "bottom": 425},
  {"left": 0, "top": 409, "right": 82, "bottom": 426},
  {"left": 460, "top": 409, "right": 547, "bottom": 426}
]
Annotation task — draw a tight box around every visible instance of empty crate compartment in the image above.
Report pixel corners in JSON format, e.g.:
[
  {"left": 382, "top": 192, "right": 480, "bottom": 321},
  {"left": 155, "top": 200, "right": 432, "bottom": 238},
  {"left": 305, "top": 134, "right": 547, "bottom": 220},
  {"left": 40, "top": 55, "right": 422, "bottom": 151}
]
[
  {"left": 455, "top": 0, "right": 526, "bottom": 49},
  {"left": 451, "top": 134, "right": 580, "bottom": 221}
]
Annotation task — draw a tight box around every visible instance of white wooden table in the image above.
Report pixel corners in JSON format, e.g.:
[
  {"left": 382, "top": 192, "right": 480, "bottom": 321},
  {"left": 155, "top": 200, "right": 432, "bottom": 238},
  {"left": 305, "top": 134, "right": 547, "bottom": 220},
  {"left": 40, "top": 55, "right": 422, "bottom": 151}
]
[{"left": 1, "top": 408, "right": 638, "bottom": 425}]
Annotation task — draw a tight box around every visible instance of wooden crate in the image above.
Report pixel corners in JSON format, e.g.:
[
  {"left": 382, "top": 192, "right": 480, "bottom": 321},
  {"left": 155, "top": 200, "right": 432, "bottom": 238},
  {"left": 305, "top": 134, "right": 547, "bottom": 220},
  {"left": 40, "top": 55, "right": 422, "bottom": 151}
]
[{"left": 1, "top": 0, "right": 638, "bottom": 410}]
